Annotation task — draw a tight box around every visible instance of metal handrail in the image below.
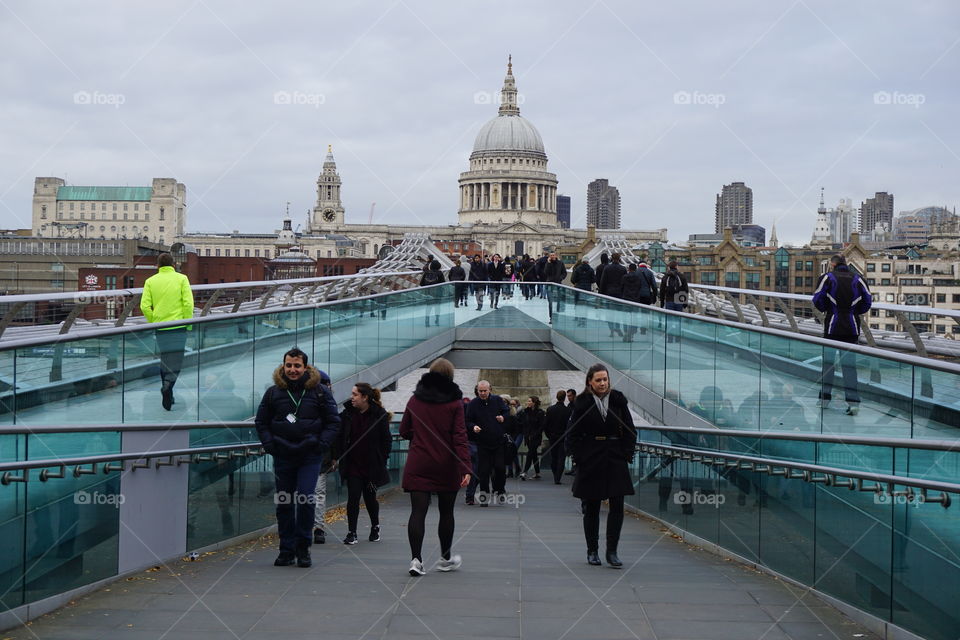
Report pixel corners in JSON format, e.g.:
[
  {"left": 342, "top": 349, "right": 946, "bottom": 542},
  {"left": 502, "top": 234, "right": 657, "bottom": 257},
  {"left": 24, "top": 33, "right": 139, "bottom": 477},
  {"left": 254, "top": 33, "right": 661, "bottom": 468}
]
[
  {"left": 0, "top": 421, "right": 252, "bottom": 434},
  {"left": 0, "top": 432, "right": 408, "bottom": 483},
  {"left": 637, "top": 425, "right": 960, "bottom": 452},
  {"left": 0, "top": 442, "right": 264, "bottom": 485},
  {"left": 637, "top": 442, "right": 956, "bottom": 507},
  {"left": 555, "top": 283, "right": 960, "bottom": 376},
  {"left": 0, "top": 280, "right": 440, "bottom": 350}
]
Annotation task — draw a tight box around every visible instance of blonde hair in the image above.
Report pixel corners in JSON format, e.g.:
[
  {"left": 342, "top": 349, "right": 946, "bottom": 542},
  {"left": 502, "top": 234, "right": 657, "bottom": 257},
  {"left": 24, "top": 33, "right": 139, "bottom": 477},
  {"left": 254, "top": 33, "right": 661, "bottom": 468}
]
[{"left": 428, "top": 357, "right": 455, "bottom": 379}]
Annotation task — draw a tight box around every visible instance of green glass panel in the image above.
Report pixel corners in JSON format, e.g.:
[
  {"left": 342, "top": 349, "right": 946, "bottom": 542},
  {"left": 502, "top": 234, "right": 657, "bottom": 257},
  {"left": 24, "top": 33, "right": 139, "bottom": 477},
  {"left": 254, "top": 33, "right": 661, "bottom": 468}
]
[
  {"left": 197, "top": 317, "right": 255, "bottom": 424},
  {"left": 891, "top": 498, "right": 960, "bottom": 640},
  {"left": 679, "top": 318, "right": 718, "bottom": 420},
  {"left": 15, "top": 337, "right": 124, "bottom": 426},
  {"left": 757, "top": 333, "right": 819, "bottom": 433},
  {"left": 815, "top": 484, "right": 892, "bottom": 621},
  {"left": 715, "top": 326, "right": 761, "bottom": 430},
  {"left": 24, "top": 432, "right": 120, "bottom": 603},
  {"left": 0, "top": 434, "right": 26, "bottom": 610},
  {"left": 758, "top": 439, "right": 816, "bottom": 585},
  {"left": 913, "top": 368, "right": 960, "bottom": 437},
  {"left": 0, "top": 349, "right": 14, "bottom": 426}
]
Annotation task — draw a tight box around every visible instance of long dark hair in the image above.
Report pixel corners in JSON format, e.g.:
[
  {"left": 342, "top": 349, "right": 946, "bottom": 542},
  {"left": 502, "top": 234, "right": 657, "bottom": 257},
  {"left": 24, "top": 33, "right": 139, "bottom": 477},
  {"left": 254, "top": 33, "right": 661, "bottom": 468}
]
[
  {"left": 581, "top": 363, "right": 609, "bottom": 395},
  {"left": 354, "top": 382, "right": 382, "bottom": 407},
  {"left": 528, "top": 396, "right": 541, "bottom": 409}
]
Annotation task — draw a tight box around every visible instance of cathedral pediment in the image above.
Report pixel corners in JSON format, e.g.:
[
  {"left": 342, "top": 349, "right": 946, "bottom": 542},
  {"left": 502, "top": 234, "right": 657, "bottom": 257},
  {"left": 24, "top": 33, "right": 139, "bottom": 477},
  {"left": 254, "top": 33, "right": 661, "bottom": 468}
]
[{"left": 495, "top": 221, "right": 541, "bottom": 234}]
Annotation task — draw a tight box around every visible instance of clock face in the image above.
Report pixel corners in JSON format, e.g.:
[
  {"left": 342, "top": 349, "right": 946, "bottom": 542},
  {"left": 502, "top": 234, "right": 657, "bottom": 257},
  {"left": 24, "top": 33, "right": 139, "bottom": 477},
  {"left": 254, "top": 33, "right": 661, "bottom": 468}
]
[{"left": 322, "top": 209, "right": 335, "bottom": 222}]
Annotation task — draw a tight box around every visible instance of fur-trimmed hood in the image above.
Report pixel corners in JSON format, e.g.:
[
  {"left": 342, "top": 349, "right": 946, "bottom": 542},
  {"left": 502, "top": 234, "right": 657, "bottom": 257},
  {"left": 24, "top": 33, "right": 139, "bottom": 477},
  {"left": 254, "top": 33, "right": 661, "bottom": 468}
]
[
  {"left": 413, "top": 371, "right": 463, "bottom": 405},
  {"left": 272, "top": 364, "right": 321, "bottom": 390}
]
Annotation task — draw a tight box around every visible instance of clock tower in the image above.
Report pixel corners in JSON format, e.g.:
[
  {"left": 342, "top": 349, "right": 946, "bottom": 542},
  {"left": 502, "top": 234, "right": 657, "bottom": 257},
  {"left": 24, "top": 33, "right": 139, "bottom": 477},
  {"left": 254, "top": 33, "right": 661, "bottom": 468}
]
[{"left": 309, "top": 145, "right": 345, "bottom": 231}]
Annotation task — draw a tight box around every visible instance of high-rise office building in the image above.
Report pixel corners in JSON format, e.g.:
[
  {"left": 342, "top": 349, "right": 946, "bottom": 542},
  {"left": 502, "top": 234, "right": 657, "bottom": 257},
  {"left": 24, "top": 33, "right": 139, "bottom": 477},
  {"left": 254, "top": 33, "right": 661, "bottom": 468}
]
[
  {"left": 586, "top": 179, "right": 621, "bottom": 229},
  {"left": 715, "top": 181, "right": 753, "bottom": 232},
  {"left": 859, "top": 192, "right": 894, "bottom": 235},
  {"left": 556, "top": 194, "right": 571, "bottom": 228}
]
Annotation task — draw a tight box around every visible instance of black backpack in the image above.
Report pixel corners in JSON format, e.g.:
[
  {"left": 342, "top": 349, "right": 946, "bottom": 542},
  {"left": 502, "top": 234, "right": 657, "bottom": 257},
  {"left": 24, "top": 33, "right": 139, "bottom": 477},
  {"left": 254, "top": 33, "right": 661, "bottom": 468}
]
[{"left": 422, "top": 271, "right": 441, "bottom": 285}]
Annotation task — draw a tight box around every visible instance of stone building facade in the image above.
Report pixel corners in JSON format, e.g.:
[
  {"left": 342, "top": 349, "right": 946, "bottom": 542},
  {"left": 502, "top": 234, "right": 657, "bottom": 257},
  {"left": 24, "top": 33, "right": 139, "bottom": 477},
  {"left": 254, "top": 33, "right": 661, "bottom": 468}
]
[{"left": 32, "top": 177, "right": 185, "bottom": 244}]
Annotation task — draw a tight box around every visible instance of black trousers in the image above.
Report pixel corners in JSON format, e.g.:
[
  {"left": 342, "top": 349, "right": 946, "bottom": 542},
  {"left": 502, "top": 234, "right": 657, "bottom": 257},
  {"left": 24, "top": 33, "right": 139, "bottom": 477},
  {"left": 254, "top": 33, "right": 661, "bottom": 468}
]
[
  {"left": 345, "top": 475, "right": 379, "bottom": 533},
  {"left": 477, "top": 445, "right": 506, "bottom": 494},
  {"left": 547, "top": 439, "right": 566, "bottom": 483},
  {"left": 582, "top": 496, "right": 624, "bottom": 553},
  {"left": 155, "top": 328, "right": 188, "bottom": 390},
  {"left": 522, "top": 438, "right": 541, "bottom": 474}
]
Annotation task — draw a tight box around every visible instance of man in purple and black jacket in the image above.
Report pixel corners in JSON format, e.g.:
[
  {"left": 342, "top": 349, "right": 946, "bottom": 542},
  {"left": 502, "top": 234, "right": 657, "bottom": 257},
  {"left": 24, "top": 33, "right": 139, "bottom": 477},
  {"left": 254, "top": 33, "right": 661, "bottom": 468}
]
[{"left": 812, "top": 255, "right": 872, "bottom": 416}]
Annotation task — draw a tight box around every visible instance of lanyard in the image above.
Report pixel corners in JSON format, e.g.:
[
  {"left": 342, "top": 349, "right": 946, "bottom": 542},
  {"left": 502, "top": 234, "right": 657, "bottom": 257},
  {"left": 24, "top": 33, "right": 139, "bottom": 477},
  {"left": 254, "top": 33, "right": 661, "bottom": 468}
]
[{"left": 286, "top": 389, "right": 306, "bottom": 417}]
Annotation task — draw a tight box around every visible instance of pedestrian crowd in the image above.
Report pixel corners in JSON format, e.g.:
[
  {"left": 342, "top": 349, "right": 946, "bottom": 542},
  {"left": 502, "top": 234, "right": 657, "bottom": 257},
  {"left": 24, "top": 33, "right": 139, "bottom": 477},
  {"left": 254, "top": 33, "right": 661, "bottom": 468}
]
[{"left": 254, "top": 347, "right": 637, "bottom": 572}]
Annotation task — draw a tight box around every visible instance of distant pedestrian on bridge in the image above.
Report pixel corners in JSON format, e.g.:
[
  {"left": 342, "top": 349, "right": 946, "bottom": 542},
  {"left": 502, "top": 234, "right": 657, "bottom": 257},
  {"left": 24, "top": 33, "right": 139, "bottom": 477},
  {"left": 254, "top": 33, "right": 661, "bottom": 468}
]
[
  {"left": 140, "top": 252, "right": 194, "bottom": 411},
  {"left": 567, "top": 364, "right": 637, "bottom": 568},
  {"left": 813, "top": 255, "right": 872, "bottom": 416},
  {"left": 400, "top": 358, "right": 471, "bottom": 576}
]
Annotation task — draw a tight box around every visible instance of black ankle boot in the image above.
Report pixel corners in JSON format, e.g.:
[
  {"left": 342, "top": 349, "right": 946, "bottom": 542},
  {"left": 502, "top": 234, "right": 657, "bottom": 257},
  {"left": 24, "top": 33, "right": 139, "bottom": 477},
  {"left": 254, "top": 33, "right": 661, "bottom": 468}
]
[
  {"left": 605, "top": 551, "right": 622, "bottom": 568},
  {"left": 296, "top": 544, "right": 312, "bottom": 568},
  {"left": 587, "top": 551, "right": 601, "bottom": 566}
]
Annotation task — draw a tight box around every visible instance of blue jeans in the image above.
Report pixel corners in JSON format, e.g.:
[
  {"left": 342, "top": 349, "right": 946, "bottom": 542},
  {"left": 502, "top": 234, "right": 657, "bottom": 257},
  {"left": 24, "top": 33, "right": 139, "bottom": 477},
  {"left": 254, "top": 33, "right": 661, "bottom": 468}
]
[{"left": 273, "top": 455, "right": 322, "bottom": 552}]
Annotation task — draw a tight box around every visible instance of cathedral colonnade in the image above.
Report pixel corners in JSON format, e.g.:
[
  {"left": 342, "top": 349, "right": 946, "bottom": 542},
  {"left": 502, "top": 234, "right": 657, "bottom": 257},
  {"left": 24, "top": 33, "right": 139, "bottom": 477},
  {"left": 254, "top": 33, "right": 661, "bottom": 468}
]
[{"left": 460, "top": 182, "right": 556, "bottom": 212}]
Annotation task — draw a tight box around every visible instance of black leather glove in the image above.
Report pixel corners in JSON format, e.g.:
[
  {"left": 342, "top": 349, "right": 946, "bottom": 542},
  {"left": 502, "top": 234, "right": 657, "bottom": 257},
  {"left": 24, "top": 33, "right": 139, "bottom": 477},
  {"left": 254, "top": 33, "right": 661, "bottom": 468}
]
[{"left": 263, "top": 441, "right": 277, "bottom": 456}]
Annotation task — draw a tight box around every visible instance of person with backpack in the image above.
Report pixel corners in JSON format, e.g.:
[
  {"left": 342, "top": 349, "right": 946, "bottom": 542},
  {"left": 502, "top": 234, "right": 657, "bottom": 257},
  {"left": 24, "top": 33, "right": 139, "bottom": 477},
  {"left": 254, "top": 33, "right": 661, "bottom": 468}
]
[
  {"left": 419, "top": 260, "right": 445, "bottom": 326},
  {"left": 570, "top": 259, "right": 596, "bottom": 326},
  {"left": 659, "top": 261, "right": 689, "bottom": 312},
  {"left": 812, "top": 255, "right": 872, "bottom": 416},
  {"left": 659, "top": 261, "right": 689, "bottom": 344}
]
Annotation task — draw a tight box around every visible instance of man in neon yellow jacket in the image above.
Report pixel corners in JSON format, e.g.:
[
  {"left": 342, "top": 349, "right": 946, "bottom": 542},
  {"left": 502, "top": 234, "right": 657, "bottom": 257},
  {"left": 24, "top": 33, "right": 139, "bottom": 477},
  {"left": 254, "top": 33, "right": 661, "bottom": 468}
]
[{"left": 141, "top": 253, "right": 194, "bottom": 410}]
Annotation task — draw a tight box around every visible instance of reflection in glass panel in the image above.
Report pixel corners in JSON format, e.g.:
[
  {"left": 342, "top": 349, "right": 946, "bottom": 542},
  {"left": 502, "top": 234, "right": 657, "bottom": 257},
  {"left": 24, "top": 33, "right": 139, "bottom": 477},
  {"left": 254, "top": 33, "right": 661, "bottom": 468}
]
[
  {"left": 815, "top": 485, "right": 892, "bottom": 621},
  {"left": 15, "top": 337, "right": 124, "bottom": 426},
  {"left": 24, "top": 432, "right": 121, "bottom": 603},
  {"left": 0, "top": 434, "right": 25, "bottom": 608},
  {"left": 0, "top": 349, "right": 14, "bottom": 426},
  {"left": 913, "top": 368, "right": 960, "bottom": 440},
  {"left": 715, "top": 326, "right": 761, "bottom": 430},
  {"left": 679, "top": 318, "right": 717, "bottom": 420},
  {"left": 758, "top": 333, "right": 819, "bottom": 433},
  {"left": 197, "top": 317, "right": 255, "bottom": 424}
]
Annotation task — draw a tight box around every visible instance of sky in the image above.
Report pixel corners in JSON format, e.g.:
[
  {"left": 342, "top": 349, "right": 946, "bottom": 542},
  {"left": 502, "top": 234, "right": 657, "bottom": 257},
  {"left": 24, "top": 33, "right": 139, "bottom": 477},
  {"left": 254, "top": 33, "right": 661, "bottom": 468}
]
[{"left": 1, "top": 1, "right": 958, "bottom": 246}]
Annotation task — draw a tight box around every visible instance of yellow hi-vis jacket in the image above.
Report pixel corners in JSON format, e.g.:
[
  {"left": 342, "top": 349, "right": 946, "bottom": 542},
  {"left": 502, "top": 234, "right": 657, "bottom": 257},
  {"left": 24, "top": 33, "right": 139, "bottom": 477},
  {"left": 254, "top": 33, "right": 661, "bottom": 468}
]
[{"left": 140, "top": 266, "right": 194, "bottom": 330}]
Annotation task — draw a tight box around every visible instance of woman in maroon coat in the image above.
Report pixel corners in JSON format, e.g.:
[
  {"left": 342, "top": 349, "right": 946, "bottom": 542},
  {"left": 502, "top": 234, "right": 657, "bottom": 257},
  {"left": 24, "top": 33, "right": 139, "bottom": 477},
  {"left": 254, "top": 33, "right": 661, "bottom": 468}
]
[{"left": 399, "top": 358, "right": 472, "bottom": 576}]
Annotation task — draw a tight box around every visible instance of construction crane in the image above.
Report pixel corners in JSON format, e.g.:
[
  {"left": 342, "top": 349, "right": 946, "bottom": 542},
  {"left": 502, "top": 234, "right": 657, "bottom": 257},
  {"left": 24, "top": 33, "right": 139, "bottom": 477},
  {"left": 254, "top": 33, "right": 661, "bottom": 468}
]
[{"left": 368, "top": 202, "right": 376, "bottom": 224}]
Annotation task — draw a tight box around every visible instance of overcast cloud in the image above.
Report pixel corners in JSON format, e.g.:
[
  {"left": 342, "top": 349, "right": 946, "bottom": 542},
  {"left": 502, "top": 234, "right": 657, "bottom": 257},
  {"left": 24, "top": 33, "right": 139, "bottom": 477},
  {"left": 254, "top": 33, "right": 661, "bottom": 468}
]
[{"left": 1, "top": 1, "right": 957, "bottom": 245}]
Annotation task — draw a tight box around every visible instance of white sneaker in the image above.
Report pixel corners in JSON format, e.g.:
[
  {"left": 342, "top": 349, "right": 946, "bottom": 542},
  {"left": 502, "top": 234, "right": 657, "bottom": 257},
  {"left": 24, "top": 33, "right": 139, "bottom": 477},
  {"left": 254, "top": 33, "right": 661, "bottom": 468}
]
[
  {"left": 408, "top": 559, "right": 425, "bottom": 576},
  {"left": 845, "top": 405, "right": 860, "bottom": 416},
  {"left": 434, "top": 554, "right": 462, "bottom": 572}
]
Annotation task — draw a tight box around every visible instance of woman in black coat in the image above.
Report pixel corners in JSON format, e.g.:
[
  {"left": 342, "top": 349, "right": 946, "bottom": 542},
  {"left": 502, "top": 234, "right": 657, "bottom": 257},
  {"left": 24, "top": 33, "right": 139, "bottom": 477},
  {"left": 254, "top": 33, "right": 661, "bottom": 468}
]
[
  {"left": 516, "top": 396, "right": 546, "bottom": 479},
  {"left": 566, "top": 364, "right": 637, "bottom": 568},
  {"left": 335, "top": 383, "right": 392, "bottom": 545}
]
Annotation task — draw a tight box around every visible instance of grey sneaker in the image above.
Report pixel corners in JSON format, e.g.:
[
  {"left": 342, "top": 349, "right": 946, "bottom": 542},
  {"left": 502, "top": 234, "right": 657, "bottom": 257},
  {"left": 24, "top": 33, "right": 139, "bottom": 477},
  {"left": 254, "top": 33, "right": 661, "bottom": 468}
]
[
  {"left": 434, "top": 554, "right": 462, "bottom": 572},
  {"left": 409, "top": 559, "right": 426, "bottom": 576}
]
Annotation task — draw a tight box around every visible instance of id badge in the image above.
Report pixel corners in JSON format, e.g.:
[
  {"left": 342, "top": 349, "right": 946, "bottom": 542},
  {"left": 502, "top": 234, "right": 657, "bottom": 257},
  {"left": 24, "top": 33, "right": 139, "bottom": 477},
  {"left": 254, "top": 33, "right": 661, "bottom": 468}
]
[{"left": 286, "top": 413, "right": 297, "bottom": 423}]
